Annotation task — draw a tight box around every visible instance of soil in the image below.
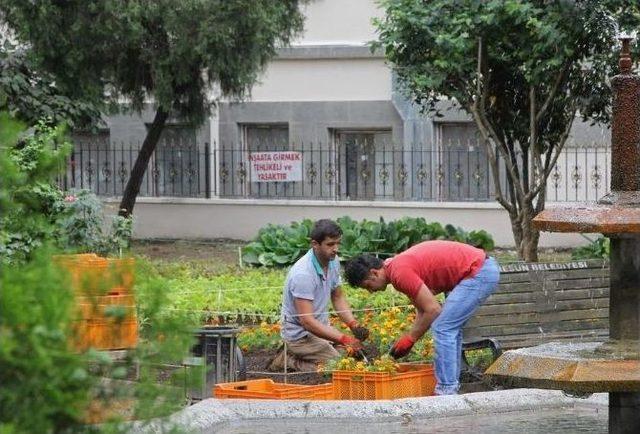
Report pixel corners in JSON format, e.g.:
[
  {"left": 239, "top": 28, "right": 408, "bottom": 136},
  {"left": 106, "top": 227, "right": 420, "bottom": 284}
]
[
  {"left": 243, "top": 348, "right": 330, "bottom": 385},
  {"left": 131, "top": 238, "right": 244, "bottom": 271}
]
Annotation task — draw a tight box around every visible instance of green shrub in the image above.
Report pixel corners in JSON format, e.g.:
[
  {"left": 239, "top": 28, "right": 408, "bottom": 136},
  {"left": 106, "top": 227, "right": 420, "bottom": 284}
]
[
  {"left": 0, "top": 248, "right": 95, "bottom": 433},
  {"left": 571, "top": 236, "right": 610, "bottom": 260},
  {"left": 0, "top": 114, "right": 133, "bottom": 263},
  {"left": 0, "top": 117, "right": 69, "bottom": 263},
  {"left": 242, "top": 216, "right": 495, "bottom": 267},
  {"left": 55, "top": 189, "right": 133, "bottom": 257},
  {"left": 1, "top": 114, "right": 191, "bottom": 431}
]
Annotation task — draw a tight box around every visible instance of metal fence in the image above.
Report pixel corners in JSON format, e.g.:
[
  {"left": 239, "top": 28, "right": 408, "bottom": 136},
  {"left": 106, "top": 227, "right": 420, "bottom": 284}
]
[
  {"left": 59, "top": 143, "right": 210, "bottom": 198},
  {"left": 59, "top": 142, "right": 611, "bottom": 202}
]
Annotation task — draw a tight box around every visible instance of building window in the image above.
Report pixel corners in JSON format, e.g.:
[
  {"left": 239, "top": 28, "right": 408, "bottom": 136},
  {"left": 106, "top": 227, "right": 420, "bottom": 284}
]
[
  {"left": 242, "top": 123, "right": 289, "bottom": 151},
  {"left": 66, "top": 129, "right": 111, "bottom": 194},
  {"left": 435, "top": 122, "right": 492, "bottom": 200},
  {"left": 153, "top": 124, "right": 199, "bottom": 197},
  {"left": 334, "top": 129, "right": 392, "bottom": 200},
  {"left": 231, "top": 123, "right": 295, "bottom": 198},
  {"left": 70, "top": 129, "right": 110, "bottom": 149}
]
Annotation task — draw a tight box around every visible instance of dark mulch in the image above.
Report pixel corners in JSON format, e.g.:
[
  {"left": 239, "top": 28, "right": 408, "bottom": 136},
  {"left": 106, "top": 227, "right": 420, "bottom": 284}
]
[{"left": 243, "top": 348, "right": 330, "bottom": 385}]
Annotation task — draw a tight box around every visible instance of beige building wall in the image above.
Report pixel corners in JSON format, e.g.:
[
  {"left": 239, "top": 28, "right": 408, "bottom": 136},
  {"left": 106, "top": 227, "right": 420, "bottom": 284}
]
[
  {"left": 296, "top": 0, "right": 384, "bottom": 44},
  {"left": 103, "top": 198, "right": 593, "bottom": 248},
  {"left": 239, "top": 0, "right": 390, "bottom": 103},
  {"left": 249, "top": 59, "right": 392, "bottom": 102}
]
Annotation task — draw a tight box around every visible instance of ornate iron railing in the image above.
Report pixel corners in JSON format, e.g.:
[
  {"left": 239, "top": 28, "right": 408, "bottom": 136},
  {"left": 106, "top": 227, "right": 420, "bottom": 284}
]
[{"left": 59, "top": 142, "right": 611, "bottom": 202}]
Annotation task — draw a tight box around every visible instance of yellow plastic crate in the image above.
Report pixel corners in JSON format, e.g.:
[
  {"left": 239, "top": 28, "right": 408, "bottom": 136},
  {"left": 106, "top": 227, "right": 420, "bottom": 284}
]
[{"left": 332, "top": 363, "right": 435, "bottom": 400}]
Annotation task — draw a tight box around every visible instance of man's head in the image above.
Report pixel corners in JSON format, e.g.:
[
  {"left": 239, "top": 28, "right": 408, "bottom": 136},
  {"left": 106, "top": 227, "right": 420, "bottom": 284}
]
[
  {"left": 310, "top": 219, "right": 342, "bottom": 263},
  {"left": 344, "top": 254, "right": 388, "bottom": 292}
]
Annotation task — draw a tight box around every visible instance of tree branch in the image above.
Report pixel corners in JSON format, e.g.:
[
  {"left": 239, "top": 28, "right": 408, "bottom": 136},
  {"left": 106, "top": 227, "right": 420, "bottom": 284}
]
[
  {"left": 527, "top": 103, "right": 577, "bottom": 201},
  {"left": 535, "top": 61, "right": 570, "bottom": 123}
]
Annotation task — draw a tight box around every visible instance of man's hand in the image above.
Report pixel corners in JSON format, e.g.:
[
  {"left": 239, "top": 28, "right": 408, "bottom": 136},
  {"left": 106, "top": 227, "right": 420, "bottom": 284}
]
[
  {"left": 346, "top": 320, "right": 370, "bottom": 341},
  {"left": 338, "top": 334, "right": 363, "bottom": 354},
  {"left": 389, "top": 335, "right": 416, "bottom": 359}
]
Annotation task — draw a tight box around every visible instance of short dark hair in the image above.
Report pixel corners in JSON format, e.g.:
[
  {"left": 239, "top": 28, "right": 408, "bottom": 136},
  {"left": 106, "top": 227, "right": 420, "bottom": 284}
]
[
  {"left": 344, "top": 254, "right": 384, "bottom": 287},
  {"left": 310, "top": 219, "right": 342, "bottom": 243}
]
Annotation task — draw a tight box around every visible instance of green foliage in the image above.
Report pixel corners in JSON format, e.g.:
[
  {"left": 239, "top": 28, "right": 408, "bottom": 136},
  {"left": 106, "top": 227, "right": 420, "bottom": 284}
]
[
  {"left": 0, "top": 118, "right": 69, "bottom": 263},
  {"left": 241, "top": 216, "right": 495, "bottom": 267},
  {"left": 128, "top": 262, "right": 201, "bottom": 424},
  {"left": 0, "top": 248, "right": 94, "bottom": 433},
  {"left": 158, "top": 258, "right": 435, "bottom": 326},
  {"left": 161, "top": 264, "right": 289, "bottom": 323},
  {"left": 55, "top": 189, "right": 134, "bottom": 257},
  {"left": 0, "top": 248, "right": 199, "bottom": 432},
  {"left": 241, "top": 220, "right": 313, "bottom": 267},
  {"left": 372, "top": 0, "right": 640, "bottom": 259},
  {"left": 0, "top": 113, "right": 133, "bottom": 263},
  {"left": 374, "top": 0, "right": 639, "bottom": 136},
  {"left": 571, "top": 236, "right": 610, "bottom": 260},
  {"left": 1, "top": 0, "right": 309, "bottom": 215},
  {"left": 1, "top": 1, "right": 307, "bottom": 124},
  {"left": 0, "top": 45, "right": 101, "bottom": 128}
]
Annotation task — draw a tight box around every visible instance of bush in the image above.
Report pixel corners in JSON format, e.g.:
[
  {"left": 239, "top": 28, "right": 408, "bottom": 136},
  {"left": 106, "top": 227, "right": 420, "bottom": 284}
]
[
  {"left": 0, "top": 114, "right": 132, "bottom": 263},
  {"left": 242, "top": 216, "right": 495, "bottom": 267},
  {"left": 0, "top": 249, "right": 95, "bottom": 432},
  {"left": 1, "top": 114, "right": 194, "bottom": 431},
  {"left": 0, "top": 117, "right": 69, "bottom": 263},
  {"left": 571, "top": 236, "right": 609, "bottom": 260},
  {"left": 55, "top": 189, "right": 133, "bottom": 257},
  {"left": 0, "top": 249, "right": 199, "bottom": 432}
]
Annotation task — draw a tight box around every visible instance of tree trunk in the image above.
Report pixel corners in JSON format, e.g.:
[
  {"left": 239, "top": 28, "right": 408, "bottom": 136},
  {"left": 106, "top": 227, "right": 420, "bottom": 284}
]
[
  {"left": 118, "top": 108, "right": 169, "bottom": 217},
  {"left": 508, "top": 202, "right": 540, "bottom": 262},
  {"left": 519, "top": 229, "right": 540, "bottom": 262}
]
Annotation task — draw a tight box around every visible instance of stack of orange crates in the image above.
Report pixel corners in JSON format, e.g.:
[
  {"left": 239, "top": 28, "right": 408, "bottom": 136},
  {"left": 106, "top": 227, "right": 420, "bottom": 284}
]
[
  {"left": 54, "top": 254, "right": 138, "bottom": 351},
  {"left": 331, "top": 363, "right": 436, "bottom": 400},
  {"left": 214, "top": 379, "right": 334, "bottom": 400}
]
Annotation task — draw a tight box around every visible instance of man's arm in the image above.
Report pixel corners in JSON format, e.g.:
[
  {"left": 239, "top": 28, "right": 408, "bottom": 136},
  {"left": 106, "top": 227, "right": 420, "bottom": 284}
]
[
  {"left": 407, "top": 284, "right": 442, "bottom": 341},
  {"left": 409, "top": 283, "right": 442, "bottom": 341},
  {"left": 389, "top": 284, "right": 442, "bottom": 358},
  {"left": 293, "top": 297, "right": 345, "bottom": 343},
  {"left": 330, "top": 287, "right": 356, "bottom": 325}
]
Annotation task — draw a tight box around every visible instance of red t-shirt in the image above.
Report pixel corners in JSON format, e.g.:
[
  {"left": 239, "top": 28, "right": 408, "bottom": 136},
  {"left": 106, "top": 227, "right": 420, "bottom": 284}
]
[{"left": 383, "top": 240, "right": 486, "bottom": 299}]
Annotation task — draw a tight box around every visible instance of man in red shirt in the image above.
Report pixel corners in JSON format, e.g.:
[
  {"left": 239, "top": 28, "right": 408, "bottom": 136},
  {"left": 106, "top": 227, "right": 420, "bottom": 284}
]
[{"left": 344, "top": 240, "right": 500, "bottom": 395}]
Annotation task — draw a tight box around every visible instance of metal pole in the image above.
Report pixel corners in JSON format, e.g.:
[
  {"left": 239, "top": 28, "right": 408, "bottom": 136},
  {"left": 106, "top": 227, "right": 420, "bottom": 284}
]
[
  {"left": 204, "top": 141, "right": 211, "bottom": 198},
  {"left": 283, "top": 341, "right": 288, "bottom": 384}
]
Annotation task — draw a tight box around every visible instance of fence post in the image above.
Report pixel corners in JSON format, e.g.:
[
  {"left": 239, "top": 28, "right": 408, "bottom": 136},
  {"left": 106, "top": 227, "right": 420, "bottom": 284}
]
[{"left": 204, "top": 141, "right": 211, "bottom": 198}]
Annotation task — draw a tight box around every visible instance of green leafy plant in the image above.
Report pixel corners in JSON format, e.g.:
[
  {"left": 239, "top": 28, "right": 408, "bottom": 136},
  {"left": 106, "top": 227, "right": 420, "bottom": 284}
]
[
  {"left": 0, "top": 116, "right": 69, "bottom": 263},
  {"left": 55, "top": 189, "right": 134, "bottom": 257},
  {"left": 0, "top": 248, "right": 95, "bottom": 433},
  {"left": 241, "top": 216, "right": 495, "bottom": 267},
  {"left": 0, "top": 114, "right": 133, "bottom": 263},
  {"left": 241, "top": 219, "right": 313, "bottom": 267},
  {"left": 1, "top": 113, "right": 199, "bottom": 431},
  {"left": 571, "top": 236, "right": 610, "bottom": 260}
]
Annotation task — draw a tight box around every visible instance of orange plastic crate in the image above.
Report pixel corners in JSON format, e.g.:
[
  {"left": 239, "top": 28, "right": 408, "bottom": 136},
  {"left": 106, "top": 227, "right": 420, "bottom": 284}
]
[
  {"left": 332, "top": 363, "right": 435, "bottom": 400},
  {"left": 54, "top": 254, "right": 136, "bottom": 296},
  {"left": 71, "top": 318, "right": 138, "bottom": 351},
  {"left": 107, "top": 258, "right": 136, "bottom": 294},
  {"left": 214, "top": 379, "right": 333, "bottom": 400},
  {"left": 76, "top": 294, "right": 136, "bottom": 320}
]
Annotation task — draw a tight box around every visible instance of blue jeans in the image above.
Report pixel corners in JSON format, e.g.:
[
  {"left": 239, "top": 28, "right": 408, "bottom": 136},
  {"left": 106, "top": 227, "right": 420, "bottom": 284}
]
[{"left": 431, "top": 257, "right": 500, "bottom": 395}]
